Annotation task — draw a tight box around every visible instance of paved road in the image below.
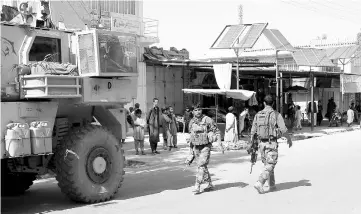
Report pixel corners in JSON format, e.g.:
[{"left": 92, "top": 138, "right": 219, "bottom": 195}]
[{"left": 2, "top": 130, "right": 361, "bottom": 214}]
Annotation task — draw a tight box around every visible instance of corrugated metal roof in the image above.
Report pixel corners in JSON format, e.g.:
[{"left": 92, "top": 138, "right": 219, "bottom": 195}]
[
  {"left": 326, "top": 45, "right": 360, "bottom": 60},
  {"left": 211, "top": 23, "right": 268, "bottom": 49},
  {"left": 292, "top": 48, "right": 334, "bottom": 67},
  {"left": 262, "top": 29, "right": 295, "bottom": 51}
]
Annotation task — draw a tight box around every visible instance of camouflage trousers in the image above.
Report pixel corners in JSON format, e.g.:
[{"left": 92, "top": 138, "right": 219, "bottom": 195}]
[
  {"left": 258, "top": 141, "right": 279, "bottom": 187},
  {"left": 193, "top": 143, "right": 212, "bottom": 186}
]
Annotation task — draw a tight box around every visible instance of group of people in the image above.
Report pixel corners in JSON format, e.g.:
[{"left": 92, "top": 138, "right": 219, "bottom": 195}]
[
  {"left": 126, "top": 94, "right": 293, "bottom": 195},
  {"left": 127, "top": 98, "right": 180, "bottom": 155},
  {"left": 284, "top": 97, "right": 340, "bottom": 130},
  {"left": 185, "top": 95, "right": 292, "bottom": 195}
]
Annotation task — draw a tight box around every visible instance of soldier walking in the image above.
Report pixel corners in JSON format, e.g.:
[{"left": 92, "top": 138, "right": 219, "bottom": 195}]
[
  {"left": 185, "top": 104, "right": 224, "bottom": 195},
  {"left": 250, "top": 95, "right": 292, "bottom": 194}
]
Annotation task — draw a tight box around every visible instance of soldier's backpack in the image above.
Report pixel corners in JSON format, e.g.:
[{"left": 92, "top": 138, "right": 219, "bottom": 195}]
[{"left": 256, "top": 110, "right": 278, "bottom": 139}]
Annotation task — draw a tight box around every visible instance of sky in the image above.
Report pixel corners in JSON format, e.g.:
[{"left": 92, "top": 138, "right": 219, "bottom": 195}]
[{"left": 143, "top": 0, "right": 361, "bottom": 59}]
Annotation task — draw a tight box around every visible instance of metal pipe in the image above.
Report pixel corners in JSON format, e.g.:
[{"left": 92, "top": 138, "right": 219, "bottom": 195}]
[
  {"left": 280, "top": 72, "right": 283, "bottom": 115},
  {"left": 236, "top": 50, "right": 240, "bottom": 90},
  {"left": 310, "top": 67, "right": 314, "bottom": 131},
  {"left": 275, "top": 50, "right": 279, "bottom": 112},
  {"left": 341, "top": 63, "right": 345, "bottom": 126},
  {"left": 215, "top": 95, "right": 218, "bottom": 123}
]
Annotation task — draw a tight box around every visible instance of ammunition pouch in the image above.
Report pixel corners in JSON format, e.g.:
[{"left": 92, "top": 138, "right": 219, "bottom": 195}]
[{"left": 190, "top": 132, "right": 208, "bottom": 145}]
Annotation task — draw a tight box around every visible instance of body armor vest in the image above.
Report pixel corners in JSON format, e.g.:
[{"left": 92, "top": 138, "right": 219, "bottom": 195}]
[{"left": 190, "top": 116, "right": 209, "bottom": 146}]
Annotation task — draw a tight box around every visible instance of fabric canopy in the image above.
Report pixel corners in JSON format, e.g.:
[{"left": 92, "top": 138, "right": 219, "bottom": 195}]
[
  {"left": 213, "top": 63, "right": 232, "bottom": 90},
  {"left": 182, "top": 89, "right": 255, "bottom": 101}
]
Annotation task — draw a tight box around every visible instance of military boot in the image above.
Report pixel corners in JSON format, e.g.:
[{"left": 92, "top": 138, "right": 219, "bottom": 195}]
[
  {"left": 203, "top": 182, "right": 214, "bottom": 192},
  {"left": 254, "top": 181, "right": 265, "bottom": 194},
  {"left": 192, "top": 184, "right": 201, "bottom": 195}
]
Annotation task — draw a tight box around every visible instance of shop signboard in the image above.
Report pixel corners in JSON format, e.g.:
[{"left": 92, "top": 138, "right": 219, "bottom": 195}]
[{"left": 111, "top": 17, "right": 141, "bottom": 35}]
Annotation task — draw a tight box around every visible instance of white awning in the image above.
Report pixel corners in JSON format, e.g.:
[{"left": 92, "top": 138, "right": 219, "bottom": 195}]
[{"left": 182, "top": 89, "right": 255, "bottom": 101}]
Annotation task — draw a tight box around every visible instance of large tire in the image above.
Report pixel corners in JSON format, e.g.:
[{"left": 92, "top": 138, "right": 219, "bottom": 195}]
[
  {"left": 1, "top": 172, "right": 36, "bottom": 196},
  {"left": 55, "top": 125, "right": 125, "bottom": 203}
]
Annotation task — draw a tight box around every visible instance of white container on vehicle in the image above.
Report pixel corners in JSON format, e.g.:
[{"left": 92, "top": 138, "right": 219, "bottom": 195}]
[
  {"left": 1, "top": 140, "right": 6, "bottom": 158},
  {"left": 30, "top": 121, "right": 52, "bottom": 154},
  {"left": 5, "top": 123, "right": 31, "bottom": 157}
]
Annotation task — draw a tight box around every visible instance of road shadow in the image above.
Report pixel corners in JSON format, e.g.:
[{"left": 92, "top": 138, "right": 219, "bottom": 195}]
[
  {"left": 213, "top": 181, "right": 248, "bottom": 191},
  {"left": 273, "top": 179, "right": 312, "bottom": 192},
  {"left": 1, "top": 150, "right": 249, "bottom": 214}
]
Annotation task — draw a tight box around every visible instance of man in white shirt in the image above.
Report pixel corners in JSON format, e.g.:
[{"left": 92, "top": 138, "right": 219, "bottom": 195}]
[{"left": 347, "top": 104, "right": 355, "bottom": 127}]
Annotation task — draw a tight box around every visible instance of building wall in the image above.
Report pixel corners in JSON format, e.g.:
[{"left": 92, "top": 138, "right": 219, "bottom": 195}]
[
  {"left": 145, "top": 65, "right": 184, "bottom": 115},
  {"left": 85, "top": 0, "right": 138, "bottom": 16}
]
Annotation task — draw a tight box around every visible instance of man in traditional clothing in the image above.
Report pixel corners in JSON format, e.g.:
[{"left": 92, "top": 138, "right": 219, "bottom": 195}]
[
  {"left": 185, "top": 103, "right": 223, "bottom": 194},
  {"left": 239, "top": 107, "right": 249, "bottom": 138},
  {"left": 146, "top": 98, "right": 161, "bottom": 155},
  {"left": 183, "top": 106, "right": 193, "bottom": 133},
  {"left": 326, "top": 97, "right": 337, "bottom": 122},
  {"left": 347, "top": 104, "right": 355, "bottom": 127},
  {"left": 168, "top": 106, "right": 178, "bottom": 148},
  {"left": 224, "top": 106, "right": 238, "bottom": 150},
  {"left": 160, "top": 107, "right": 171, "bottom": 150}
]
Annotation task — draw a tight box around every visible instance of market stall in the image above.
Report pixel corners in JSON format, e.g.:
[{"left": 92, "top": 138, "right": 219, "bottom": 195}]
[{"left": 182, "top": 88, "right": 257, "bottom": 139}]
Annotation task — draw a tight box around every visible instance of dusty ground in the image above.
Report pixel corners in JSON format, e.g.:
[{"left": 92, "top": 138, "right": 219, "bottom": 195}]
[{"left": 1, "top": 127, "right": 361, "bottom": 214}]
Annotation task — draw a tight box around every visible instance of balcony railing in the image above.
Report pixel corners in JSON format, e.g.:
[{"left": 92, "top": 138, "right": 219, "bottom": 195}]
[{"left": 143, "top": 17, "right": 158, "bottom": 38}]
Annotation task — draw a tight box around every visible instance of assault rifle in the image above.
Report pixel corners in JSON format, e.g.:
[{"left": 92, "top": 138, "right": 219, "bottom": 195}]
[{"left": 247, "top": 133, "right": 258, "bottom": 174}]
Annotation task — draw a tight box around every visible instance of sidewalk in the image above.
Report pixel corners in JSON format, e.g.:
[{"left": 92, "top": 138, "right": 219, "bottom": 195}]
[{"left": 122, "top": 123, "right": 360, "bottom": 166}]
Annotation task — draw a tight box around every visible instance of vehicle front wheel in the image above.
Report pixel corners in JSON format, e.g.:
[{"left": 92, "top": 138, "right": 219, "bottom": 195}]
[{"left": 55, "top": 125, "right": 125, "bottom": 203}]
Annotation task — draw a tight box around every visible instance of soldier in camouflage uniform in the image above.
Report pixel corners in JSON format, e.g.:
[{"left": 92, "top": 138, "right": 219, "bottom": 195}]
[
  {"left": 250, "top": 95, "right": 292, "bottom": 194},
  {"left": 185, "top": 104, "right": 223, "bottom": 194}
]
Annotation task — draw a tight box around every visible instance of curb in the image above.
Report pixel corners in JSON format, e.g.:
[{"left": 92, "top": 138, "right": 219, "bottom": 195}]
[{"left": 290, "top": 126, "right": 360, "bottom": 141}]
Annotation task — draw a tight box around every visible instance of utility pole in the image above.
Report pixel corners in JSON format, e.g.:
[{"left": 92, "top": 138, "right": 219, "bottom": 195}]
[
  {"left": 238, "top": 4, "right": 243, "bottom": 25},
  {"left": 276, "top": 50, "right": 280, "bottom": 112},
  {"left": 235, "top": 4, "right": 243, "bottom": 90}
]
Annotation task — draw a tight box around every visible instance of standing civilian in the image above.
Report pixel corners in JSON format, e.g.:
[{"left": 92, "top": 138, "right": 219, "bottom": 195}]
[
  {"left": 295, "top": 105, "right": 302, "bottom": 130},
  {"left": 224, "top": 106, "right": 238, "bottom": 150},
  {"left": 326, "top": 97, "right": 337, "bottom": 122},
  {"left": 347, "top": 104, "right": 355, "bottom": 127},
  {"left": 183, "top": 106, "right": 193, "bottom": 133},
  {"left": 307, "top": 100, "right": 318, "bottom": 126},
  {"left": 160, "top": 107, "right": 171, "bottom": 150},
  {"left": 317, "top": 100, "right": 323, "bottom": 126},
  {"left": 133, "top": 109, "right": 146, "bottom": 155},
  {"left": 146, "top": 98, "right": 161, "bottom": 155},
  {"left": 239, "top": 108, "right": 249, "bottom": 138},
  {"left": 168, "top": 106, "right": 178, "bottom": 149}
]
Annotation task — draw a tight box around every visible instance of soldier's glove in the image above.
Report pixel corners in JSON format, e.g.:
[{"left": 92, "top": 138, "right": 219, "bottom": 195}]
[
  {"left": 246, "top": 144, "right": 252, "bottom": 154},
  {"left": 207, "top": 131, "right": 218, "bottom": 143},
  {"left": 185, "top": 133, "right": 191, "bottom": 144},
  {"left": 287, "top": 139, "right": 293, "bottom": 148}
]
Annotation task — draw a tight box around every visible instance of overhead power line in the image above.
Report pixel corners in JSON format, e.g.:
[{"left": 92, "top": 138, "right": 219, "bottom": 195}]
[{"left": 281, "top": 0, "right": 361, "bottom": 25}]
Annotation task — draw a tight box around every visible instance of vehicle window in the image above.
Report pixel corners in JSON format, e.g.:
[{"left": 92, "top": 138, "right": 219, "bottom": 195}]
[{"left": 29, "top": 36, "right": 61, "bottom": 62}]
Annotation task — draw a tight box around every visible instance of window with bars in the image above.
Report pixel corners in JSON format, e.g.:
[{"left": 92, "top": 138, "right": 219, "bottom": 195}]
[{"left": 88, "top": 0, "right": 136, "bottom": 15}]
